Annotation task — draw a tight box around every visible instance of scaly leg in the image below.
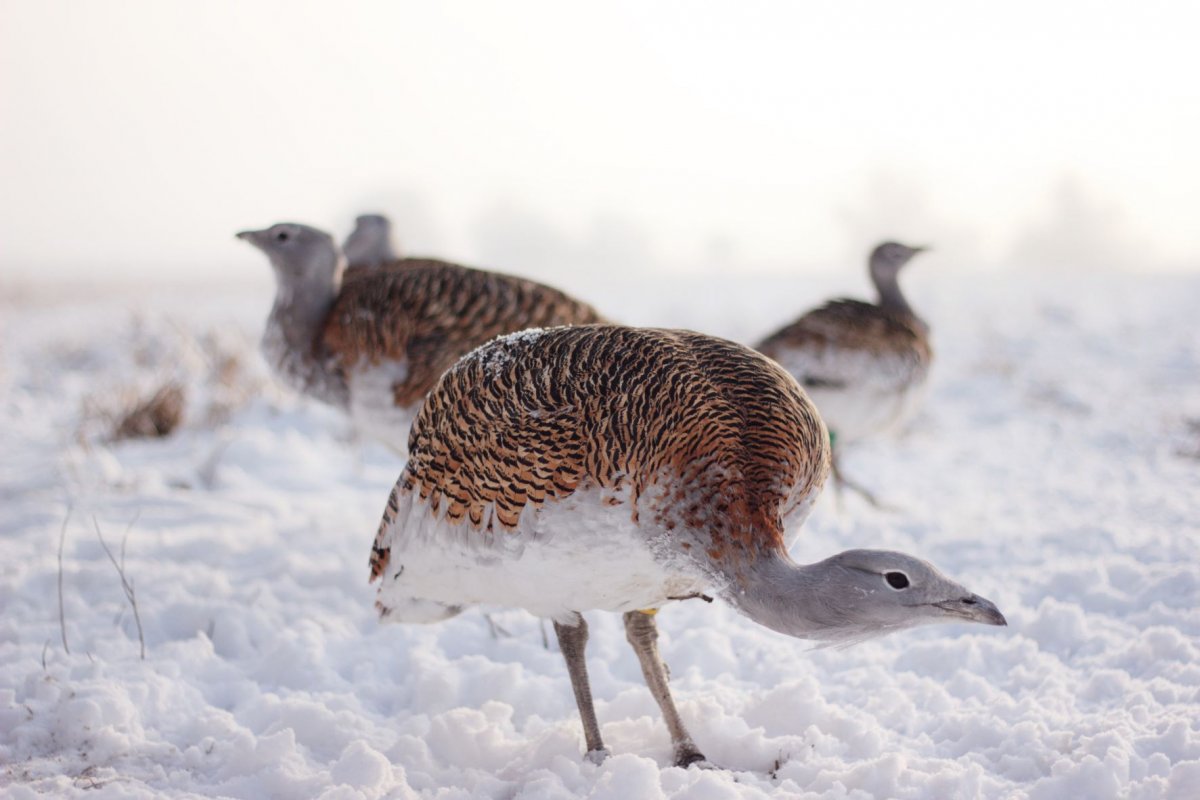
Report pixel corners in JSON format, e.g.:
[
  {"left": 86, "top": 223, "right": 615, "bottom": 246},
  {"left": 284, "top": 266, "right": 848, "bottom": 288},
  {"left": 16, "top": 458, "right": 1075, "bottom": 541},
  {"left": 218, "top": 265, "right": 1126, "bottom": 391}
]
[
  {"left": 623, "top": 611, "right": 708, "bottom": 767},
  {"left": 553, "top": 615, "right": 609, "bottom": 763}
]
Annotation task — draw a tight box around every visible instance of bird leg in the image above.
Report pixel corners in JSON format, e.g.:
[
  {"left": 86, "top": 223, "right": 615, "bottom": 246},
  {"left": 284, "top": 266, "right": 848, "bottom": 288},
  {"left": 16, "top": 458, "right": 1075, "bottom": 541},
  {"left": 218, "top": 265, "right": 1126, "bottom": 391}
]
[
  {"left": 483, "top": 612, "right": 511, "bottom": 639},
  {"left": 623, "top": 611, "right": 708, "bottom": 768},
  {"left": 553, "top": 615, "right": 609, "bottom": 763},
  {"left": 831, "top": 449, "right": 889, "bottom": 510}
]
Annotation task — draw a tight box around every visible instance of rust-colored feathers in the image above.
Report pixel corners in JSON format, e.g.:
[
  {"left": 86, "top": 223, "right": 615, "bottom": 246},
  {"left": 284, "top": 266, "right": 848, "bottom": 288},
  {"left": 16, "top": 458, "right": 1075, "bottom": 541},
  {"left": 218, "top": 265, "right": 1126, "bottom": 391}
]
[
  {"left": 323, "top": 259, "right": 608, "bottom": 408},
  {"left": 369, "top": 326, "right": 829, "bottom": 583}
]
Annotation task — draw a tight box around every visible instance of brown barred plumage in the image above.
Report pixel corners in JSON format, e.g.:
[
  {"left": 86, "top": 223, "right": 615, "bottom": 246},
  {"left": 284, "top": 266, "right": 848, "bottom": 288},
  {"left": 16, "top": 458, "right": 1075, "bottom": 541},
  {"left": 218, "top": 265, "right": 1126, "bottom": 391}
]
[
  {"left": 368, "top": 325, "right": 829, "bottom": 584},
  {"left": 757, "top": 298, "right": 932, "bottom": 377},
  {"left": 323, "top": 258, "right": 608, "bottom": 409},
  {"left": 238, "top": 222, "right": 607, "bottom": 451},
  {"left": 366, "top": 324, "right": 1006, "bottom": 768}
]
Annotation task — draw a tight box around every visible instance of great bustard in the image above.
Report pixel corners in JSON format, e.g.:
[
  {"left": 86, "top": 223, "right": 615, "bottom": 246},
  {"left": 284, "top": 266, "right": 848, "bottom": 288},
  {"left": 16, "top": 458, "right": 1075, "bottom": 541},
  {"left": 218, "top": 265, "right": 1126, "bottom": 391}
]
[
  {"left": 236, "top": 222, "right": 608, "bottom": 451},
  {"left": 369, "top": 324, "right": 1004, "bottom": 767},
  {"left": 757, "top": 242, "right": 932, "bottom": 506}
]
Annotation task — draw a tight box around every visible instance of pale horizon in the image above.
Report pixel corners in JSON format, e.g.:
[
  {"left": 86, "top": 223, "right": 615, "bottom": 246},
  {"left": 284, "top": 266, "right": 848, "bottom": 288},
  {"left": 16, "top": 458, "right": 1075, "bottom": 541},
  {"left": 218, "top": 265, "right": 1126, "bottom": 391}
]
[{"left": 2, "top": 1, "right": 1198, "bottom": 285}]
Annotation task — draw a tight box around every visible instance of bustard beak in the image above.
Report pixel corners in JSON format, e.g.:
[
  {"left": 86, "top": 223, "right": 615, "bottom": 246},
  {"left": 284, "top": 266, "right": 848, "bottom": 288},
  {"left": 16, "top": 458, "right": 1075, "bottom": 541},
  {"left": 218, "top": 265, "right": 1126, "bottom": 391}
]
[
  {"left": 236, "top": 229, "right": 270, "bottom": 250},
  {"left": 934, "top": 594, "right": 1006, "bottom": 626}
]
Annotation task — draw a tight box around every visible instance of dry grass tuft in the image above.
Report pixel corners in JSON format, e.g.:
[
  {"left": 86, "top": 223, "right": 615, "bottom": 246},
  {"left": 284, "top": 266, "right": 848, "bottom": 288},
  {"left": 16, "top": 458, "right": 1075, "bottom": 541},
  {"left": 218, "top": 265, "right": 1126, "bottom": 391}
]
[
  {"left": 112, "top": 382, "right": 186, "bottom": 440},
  {"left": 75, "top": 314, "right": 269, "bottom": 451},
  {"left": 197, "top": 328, "right": 266, "bottom": 426}
]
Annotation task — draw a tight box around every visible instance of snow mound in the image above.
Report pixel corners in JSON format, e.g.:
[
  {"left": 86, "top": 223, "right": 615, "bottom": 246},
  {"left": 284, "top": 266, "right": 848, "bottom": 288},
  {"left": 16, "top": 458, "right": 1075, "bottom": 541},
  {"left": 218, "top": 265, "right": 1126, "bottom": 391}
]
[{"left": 1, "top": 273, "right": 1197, "bottom": 798}]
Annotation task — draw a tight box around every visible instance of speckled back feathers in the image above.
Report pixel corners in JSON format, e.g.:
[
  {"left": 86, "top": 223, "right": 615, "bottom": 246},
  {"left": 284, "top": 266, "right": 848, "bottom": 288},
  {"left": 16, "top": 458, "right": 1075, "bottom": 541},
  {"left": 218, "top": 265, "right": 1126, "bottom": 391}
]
[
  {"left": 323, "top": 260, "right": 608, "bottom": 407},
  {"left": 758, "top": 299, "right": 931, "bottom": 364},
  {"left": 369, "top": 326, "right": 829, "bottom": 582}
]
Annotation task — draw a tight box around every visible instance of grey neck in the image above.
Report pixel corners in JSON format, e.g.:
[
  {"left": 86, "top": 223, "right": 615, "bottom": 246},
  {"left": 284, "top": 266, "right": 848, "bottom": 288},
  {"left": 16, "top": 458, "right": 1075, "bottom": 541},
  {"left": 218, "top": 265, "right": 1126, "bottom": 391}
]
[
  {"left": 722, "top": 555, "right": 844, "bottom": 641},
  {"left": 722, "top": 553, "right": 907, "bottom": 645},
  {"left": 262, "top": 273, "right": 348, "bottom": 407},
  {"left": 872, "top": 268, "right": 914, "bottom": 317}
]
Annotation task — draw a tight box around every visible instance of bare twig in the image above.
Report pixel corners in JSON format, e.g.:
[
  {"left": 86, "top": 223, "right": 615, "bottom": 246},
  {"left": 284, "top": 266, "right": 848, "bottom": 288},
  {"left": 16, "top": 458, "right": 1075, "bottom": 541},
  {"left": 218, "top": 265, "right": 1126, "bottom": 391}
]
[
  {"left": 165, "top": 316, "right": 211, "bottom": 368},
  {"left": 93, "top": 516, "right": 146, "bottom": 660},
  {"left": 57, "top": 507, "right": 72, "bottom": 654},
  {"left": 197, "top": 437, "right": 235, "bottom": 490},
  {"left": 120, "top": 511, "right": 141, "bottom": 572}
]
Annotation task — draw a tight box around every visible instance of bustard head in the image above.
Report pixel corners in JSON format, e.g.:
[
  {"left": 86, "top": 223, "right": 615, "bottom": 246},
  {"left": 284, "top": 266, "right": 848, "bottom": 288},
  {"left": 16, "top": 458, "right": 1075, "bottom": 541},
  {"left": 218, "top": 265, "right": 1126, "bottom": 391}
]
[
  {"left": 343, "top": 214, "right": 395, "bottom": 268},
  {"left": 742, "top": 547, "right": 1005, "bottom": 647},
  {"left": 869, "top": 241, "right": 926, "bottom": 282},
  {"left": 237, "top": 223, "right": 343, "bottom": 292}
]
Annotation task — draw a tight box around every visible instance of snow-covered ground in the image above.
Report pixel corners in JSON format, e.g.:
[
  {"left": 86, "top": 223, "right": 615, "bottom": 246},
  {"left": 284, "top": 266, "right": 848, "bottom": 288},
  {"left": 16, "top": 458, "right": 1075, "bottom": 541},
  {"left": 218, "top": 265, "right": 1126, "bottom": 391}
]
[{"left": 1, "top": 270, "right": 1198, "bottom": 799}]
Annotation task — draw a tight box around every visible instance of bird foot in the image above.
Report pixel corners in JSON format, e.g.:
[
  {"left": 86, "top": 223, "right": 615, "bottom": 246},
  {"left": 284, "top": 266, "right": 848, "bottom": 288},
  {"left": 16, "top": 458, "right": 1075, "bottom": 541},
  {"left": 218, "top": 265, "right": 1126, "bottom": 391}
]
[
  {"left": 585, "top": 747, "right": 612, "bottom": 765},
  {"left": 674, "top": 747, "right": 713, "bottom": 769}
]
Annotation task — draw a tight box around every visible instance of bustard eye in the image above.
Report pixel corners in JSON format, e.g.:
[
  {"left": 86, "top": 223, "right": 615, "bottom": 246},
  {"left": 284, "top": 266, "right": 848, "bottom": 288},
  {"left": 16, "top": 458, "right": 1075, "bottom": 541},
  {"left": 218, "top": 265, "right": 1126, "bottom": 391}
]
[
  {"left": 885, "top": 572, "right": 910, "bottom": 590},
  {"left": 275, "top": 231, "right": 290, "bottom": 242}
]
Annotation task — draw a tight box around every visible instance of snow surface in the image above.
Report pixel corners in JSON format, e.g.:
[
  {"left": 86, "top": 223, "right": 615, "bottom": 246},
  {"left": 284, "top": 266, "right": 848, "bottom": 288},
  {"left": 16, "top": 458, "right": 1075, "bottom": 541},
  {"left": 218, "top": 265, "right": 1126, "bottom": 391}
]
[{"left": 1, "top": 271, "right": 1198, "bottom": 799}]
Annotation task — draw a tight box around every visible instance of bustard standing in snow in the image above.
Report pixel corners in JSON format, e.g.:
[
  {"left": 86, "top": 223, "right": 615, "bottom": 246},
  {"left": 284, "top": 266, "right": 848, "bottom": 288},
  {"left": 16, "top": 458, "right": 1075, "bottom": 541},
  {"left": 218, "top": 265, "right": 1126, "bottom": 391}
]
[
  {"left": 757, "top": 242, "right": 931, "bottom": 506},
  {"left": 369, "top": 325, "right": 1005, "bottom": 767},
  {"left": 342, "top": 213, "right": 397, "bottom": 271},
  {"left": 237, "top": 222, "right": 607, "bottom": 451}
]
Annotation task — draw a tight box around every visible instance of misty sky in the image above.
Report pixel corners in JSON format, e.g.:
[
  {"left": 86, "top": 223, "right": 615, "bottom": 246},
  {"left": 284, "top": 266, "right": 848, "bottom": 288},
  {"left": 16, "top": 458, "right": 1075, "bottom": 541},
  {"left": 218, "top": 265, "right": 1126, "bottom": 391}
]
[{"left": 2, "top": 0, "right": 1198, "bottom": 283}]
